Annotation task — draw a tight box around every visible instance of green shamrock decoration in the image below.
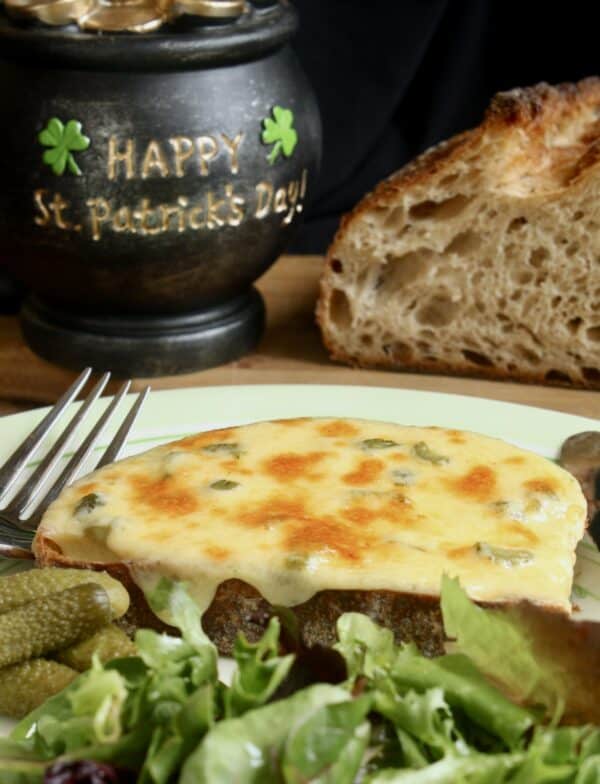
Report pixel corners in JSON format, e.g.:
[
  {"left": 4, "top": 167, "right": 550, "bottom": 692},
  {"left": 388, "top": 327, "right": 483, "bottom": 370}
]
[
  {"left": 261, "top": 106, "right": 298, "bottom": 164},
  {"left": 38, "top": 117, "right": 90, "bottom": 176}
]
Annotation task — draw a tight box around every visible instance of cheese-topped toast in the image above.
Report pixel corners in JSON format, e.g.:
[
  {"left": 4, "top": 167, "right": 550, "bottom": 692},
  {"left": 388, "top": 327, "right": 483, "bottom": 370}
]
[{"left": 34, "top": 418, "right": 587, "bottom": 653}]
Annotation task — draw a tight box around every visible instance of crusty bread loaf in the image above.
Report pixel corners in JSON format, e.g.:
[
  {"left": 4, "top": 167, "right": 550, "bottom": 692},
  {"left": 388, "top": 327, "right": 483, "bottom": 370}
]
[{"left": 317, "top": 79, "right": 600, "bottom": 388}]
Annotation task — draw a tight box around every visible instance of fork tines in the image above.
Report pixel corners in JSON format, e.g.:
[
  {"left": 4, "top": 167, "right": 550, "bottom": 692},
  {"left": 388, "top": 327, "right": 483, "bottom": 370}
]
[
  {"left": 0, "top": 367, "right": 92, "bottom": 503},
  {"left": 0, "top": 369, "right": 149, "bottom": 538}
]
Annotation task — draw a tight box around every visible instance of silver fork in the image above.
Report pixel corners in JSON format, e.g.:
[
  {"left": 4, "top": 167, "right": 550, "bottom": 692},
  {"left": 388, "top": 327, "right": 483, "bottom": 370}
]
[{"left": 0, "top": 368, "right": 149, "bottom": 559}]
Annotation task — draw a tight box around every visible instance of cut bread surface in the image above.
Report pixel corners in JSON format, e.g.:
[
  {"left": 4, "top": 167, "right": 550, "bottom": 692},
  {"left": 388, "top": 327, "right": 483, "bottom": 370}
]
[
  {"left": 318, "top": 79, "right": 600, "bottom": 387},
  {"left": 34, "top": 418, "right": 587, "bottom": 629}
]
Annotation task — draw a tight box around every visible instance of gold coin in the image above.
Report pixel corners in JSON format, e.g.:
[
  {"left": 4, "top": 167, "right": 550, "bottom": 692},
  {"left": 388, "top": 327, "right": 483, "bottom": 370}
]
[
  {"left": 155, "top": 0, "right": 174, "bottom": 17},
  {"left": 4, "top": 0, "right": 38, "bottom": 20},
  {"left": 6, "top": 0, "right": 93, "bottom": 23},
  {"left": 175, "top": 0, "right": 244, "bottom": 18},
  {"left": 79, "top": 1, "right": 165, "bottom": 31}
]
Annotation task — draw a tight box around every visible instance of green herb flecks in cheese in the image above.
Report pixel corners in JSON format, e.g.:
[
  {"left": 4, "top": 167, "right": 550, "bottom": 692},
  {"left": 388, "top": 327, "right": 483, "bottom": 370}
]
[
  {"left": 210, "top": 480, "right": 240, "bottom": 491},
  {"left": 413, "top": 441, "right": 450, "bottom": 465},
  {"left": 35, "top": 418, "right": 587, "bottom": 615}
]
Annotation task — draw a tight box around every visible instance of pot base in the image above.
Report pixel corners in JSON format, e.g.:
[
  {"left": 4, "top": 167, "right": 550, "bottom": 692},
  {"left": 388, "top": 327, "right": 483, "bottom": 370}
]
[{"left": 20, "top": 290, "right": 265, "bottom": 377}]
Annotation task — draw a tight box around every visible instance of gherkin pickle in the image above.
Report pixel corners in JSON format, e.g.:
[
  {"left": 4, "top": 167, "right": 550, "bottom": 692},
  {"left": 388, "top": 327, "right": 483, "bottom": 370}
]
[
  {"left": 0, "top": 583, "right": 112, "bottom": 669},
  {"left": 0, "top": 567, "right": 129, "bottom": 618},
  {"left": 0, "top": 658, "right": 77, "bottom": 719},
  {"left": 55, "top": 624, "right": 136, "bottom": 671}
]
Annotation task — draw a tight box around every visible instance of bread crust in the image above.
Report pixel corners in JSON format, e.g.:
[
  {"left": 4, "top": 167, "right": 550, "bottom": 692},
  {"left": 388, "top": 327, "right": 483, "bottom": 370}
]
[
  {"left": 317, "top": 334, "right": 580, "bottom": 389},
  {"left": 323, "top": 78, "right": 600, "bottom": 239},
  {"left": 317, "top": 79, "right": 600, "bottom": 388},
  {"left": 35, "top": 532, "right": 445, "bottom": 656}
]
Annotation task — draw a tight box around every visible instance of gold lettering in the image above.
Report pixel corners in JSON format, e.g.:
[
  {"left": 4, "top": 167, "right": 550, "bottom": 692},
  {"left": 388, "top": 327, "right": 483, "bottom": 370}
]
[
  {"left": 189, "top": 204, "right": 204, "bottom": 230},
  {"left": 160, "top": 204, "right": 181, "bottom": 232},
  {"left": 133, "top": 198, "right": 162, "bottom": 235},
  {"left": 274, "top": 186, "right": 288, "bottom": 214},
  {"left": 206, "top": 191, "right": 225, "bottom": 229},
  {"left": 86, "top": 197, "right": 111, "bottom": 241},
  {"left": 34, "top": 189, "right": 51, "bottom": 227},
  {"left": 177, "top": 197, "right": 189, "bottom": 232},
  {"left": 225, "top": 184, "right": 245, "bottom": 227},
  {"left": 82, "top": 187, "right": 250, "bottom": 240},
  {"left": 283, "top": 179, "right": 299, "bottom": 225},
  {"left": 141, "top": 141, "right": 169, "bottom": 179},
  {"left": 196, "top": 135, "right": 218, "bottom": 176},
  {"left": 112, "top": 206, "right": 134, "bottom": 233},
  {"left": 255, "top": 181, "right": 273, "bottom": 219},
  {"left": 49, "top": 192, "right": 71, "bottom": 230},
  {"left": 169, "top": 137, "right": 194, "bottom": 177},
  {"left": 107, "top": 137, "right": 135, "bottom": 181},
  {"left": 221, "top": 132, "right": 244, "bottom": 175}
]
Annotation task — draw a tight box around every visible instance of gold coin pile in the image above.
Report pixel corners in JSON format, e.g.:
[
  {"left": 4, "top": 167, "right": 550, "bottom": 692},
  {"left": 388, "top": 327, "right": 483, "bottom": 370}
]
[{"left": 3, "top": 0, "right": 246, "bottom": 32}]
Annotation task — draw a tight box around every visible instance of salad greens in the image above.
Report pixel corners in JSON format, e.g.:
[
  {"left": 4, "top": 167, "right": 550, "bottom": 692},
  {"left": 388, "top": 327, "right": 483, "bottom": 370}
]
[{"left": 1, "top": 577, "right": 599, "bottom": 783}]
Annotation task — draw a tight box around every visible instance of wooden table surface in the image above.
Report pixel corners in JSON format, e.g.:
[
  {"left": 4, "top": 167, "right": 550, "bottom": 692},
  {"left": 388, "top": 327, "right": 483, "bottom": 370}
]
[{"left": 0, "top": 255, "right": 598, "bottom": 420}]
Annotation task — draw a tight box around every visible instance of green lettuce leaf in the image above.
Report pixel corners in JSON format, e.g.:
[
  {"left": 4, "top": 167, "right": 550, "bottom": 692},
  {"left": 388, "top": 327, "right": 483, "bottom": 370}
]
[
  {"left": 373, "top": 684, "right": 467, "bottom": 761},
  {"left": 0, "top": 757, "right": 47, "bottom": 784},
  {"left": 575, "top": 758, "right": 600, "bottom": 784},
  {"left": 145, "top": 577, "right": 218, "bottom": 679},
  {"left": 138, "top": 683, "right": 216, "bottom": 784},
  {"left": 0, "top": 736, "right": 48, "bottom": 783},
  {"left": 11, "top": 656, "right": 152, "bottom": 769},
  {"left": 335, "top": 612, "right": 396, "bottom": 679},
  {"left": 365, "top": 752, "right": 523, "bottom": 783},
  {"left": 224, "top": 617, "right": 294, "bottom": 718},
  {"left": 282, "top": 694, "right": 372, "bottom": 783},
  {"left": 67, "top": 657, "right": 128, "bottom": 743},
  {"left": 440, "top": 575, "right": 564, "bottom": 717},
  {"left": 391, "top": 649, "right": 534, "bottom": 749},
  {"left": 123, "top": 580, "right": 220, "bottom": 784},
  {"left": 581, "top": 729, "right": 600, "bottom": 758},
  {"left": 333, "top": 610, "right": 533, "bottom": 750},
  {"left": 179, "top": 684, "right": 351, "bottom": 784},
  {"left": 10, "top": 677, "right": 84, "bottom": 751}
]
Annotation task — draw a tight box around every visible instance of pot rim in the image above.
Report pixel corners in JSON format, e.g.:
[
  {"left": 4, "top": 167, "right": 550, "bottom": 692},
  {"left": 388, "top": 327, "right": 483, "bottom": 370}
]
[{"left": 0, "top": 1, "right": 297, "bottom": 71}]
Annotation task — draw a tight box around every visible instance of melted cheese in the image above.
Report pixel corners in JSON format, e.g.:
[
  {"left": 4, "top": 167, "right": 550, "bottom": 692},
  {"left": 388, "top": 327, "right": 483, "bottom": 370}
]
[{"left": 35, "top": 419, "right": 587, "bottom": 614}]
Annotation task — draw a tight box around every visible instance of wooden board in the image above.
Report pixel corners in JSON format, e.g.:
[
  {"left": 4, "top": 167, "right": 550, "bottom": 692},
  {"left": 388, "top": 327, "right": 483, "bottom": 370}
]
[{"left": 0, "top": 256, "right": 598, "bottom": 419}]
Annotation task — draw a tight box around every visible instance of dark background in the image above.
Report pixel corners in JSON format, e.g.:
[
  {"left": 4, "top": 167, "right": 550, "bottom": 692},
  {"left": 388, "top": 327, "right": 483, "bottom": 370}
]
[{"left": 290, "top": 1, "right": 600, "bottom": 253}]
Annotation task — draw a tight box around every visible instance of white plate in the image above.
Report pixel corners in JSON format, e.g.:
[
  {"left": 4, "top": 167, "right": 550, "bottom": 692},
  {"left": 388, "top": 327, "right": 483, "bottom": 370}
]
[{"left": 1, "top": 384, "right": 598, "bottom": 736}]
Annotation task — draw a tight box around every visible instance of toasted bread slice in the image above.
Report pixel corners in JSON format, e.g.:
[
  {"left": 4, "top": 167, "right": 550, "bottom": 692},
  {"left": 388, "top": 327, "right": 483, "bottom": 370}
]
[
  {"left": 317, "top": 79, "right": 600, "bottom": 388},
  {"left": 33, "top": 418, "right": 587, "bottom": 653}
]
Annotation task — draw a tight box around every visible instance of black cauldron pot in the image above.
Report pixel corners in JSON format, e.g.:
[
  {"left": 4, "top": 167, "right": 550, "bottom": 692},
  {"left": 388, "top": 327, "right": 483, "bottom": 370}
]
[{"left": 0, "top": 1, "right": 321, "bottom": 376}]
